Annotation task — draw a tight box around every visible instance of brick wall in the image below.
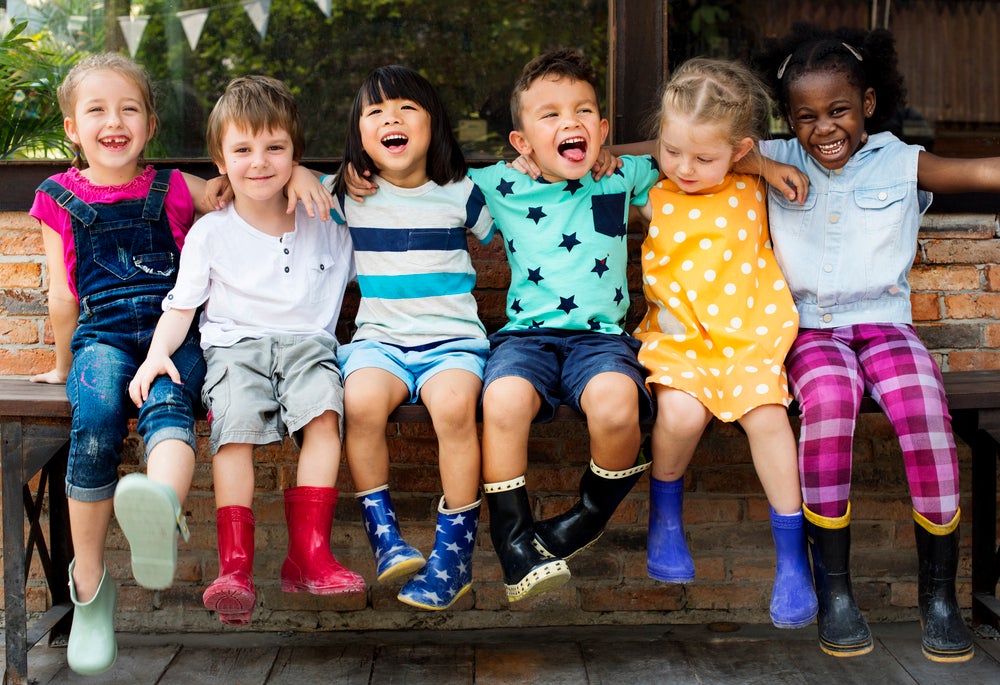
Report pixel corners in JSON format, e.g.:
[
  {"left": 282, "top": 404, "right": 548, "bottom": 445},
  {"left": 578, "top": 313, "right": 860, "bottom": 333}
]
[{"left": 0, "top": 208, "right": 996, "bottom": 633}]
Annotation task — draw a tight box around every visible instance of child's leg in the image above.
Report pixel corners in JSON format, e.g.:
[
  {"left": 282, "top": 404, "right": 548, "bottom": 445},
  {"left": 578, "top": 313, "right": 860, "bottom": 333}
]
[
  {"left": 482, "top": 376, "right": 540, "bottom": 482},
  {"left": 280, "top": 416, "right": 365, "bottom": 595},
  {"left": 344, "top": 368, "right": 409, "bottom": 492},
  {"left": 856, "top": 323, "right": 970, "bottom": 661},
  {"left": 344, "top": 368, "right": 424, "bottom": 582},
  {"left": 68, "top": 499, "right": 114, "bottom": 602},
  {"left": 579, "top": 371, "right": 642, "bottom": 471},
  {"left": 421, "top": 369, "right": 482, "bottom": 508},
  {"left": 646, "top": 387, "right": 712, "bottom": 583},
  {"left": 397, "top": 369, "right": 483, "bottom": 610},
  {"left": 213, "top": 443, "right": 256, "bottom": 507},
  {"left": 741, "top": 404, "right": 817, "bottom": 629}
]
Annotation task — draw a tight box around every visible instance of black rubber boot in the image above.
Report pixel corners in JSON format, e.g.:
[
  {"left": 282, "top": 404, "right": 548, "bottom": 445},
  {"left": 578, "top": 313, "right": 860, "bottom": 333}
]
[
  {"left": 533, "top": 445, "right": 650, "bottom": 560},
  {"left": 484, "top": 476, "right": 570, "bottom": 602},
  {"left": 804, "top": 504, "right": 873, "bottom": 657},
  {"left": 914, "top": 509, "right": 974, "bottom": 662}
]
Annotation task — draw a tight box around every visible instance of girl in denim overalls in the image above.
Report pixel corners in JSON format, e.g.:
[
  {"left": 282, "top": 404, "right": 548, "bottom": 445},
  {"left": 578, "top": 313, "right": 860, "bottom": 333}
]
[
  {"left": 757, "top": 24, "right": 1000, "bottom": 662},
  {"left": 28, "top": 54, "right": 328, "bottom": 676}
]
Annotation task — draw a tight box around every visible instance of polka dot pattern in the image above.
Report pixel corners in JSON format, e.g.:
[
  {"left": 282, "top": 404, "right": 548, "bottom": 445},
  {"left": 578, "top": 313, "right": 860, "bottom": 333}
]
[{"left": 635, "top": 174, "right": 799, "bottom": 421}]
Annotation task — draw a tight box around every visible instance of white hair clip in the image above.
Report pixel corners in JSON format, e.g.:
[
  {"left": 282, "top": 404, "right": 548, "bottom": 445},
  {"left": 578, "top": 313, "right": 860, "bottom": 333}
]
[
  {"left": 841, "top": 42, "right": 863, "bottom": 61},
  {"left": 776, "top": 54, "right": 792, "bottom": 79}
]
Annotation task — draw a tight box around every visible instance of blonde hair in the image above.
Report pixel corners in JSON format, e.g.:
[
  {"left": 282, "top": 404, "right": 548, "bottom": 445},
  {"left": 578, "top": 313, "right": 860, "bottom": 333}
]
[
  {"left": 656, "top": 58, "right": 770, "bottom": 152},
  {"left": 57, "top": 53, "right": 158, "bottom": 170},
  {"left": 205, "top": 75, "right": 304, "bottom": 165}
]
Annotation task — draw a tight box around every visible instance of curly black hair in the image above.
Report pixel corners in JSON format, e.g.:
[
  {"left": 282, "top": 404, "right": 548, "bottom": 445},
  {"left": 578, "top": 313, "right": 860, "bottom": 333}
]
[{"left": 754, "top": 22, "right": 906, "bottom": 134}]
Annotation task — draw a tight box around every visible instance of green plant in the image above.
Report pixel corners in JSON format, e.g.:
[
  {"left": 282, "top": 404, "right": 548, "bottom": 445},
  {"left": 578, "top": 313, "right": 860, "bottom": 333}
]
[{"left": 0, "top": 20, "right": 79, "bottom": 159}]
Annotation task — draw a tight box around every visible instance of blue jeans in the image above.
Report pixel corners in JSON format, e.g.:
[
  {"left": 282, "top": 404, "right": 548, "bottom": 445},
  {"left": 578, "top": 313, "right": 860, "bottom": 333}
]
[{"left": 66, "top": 293, "right": 205, "bottom": 502}]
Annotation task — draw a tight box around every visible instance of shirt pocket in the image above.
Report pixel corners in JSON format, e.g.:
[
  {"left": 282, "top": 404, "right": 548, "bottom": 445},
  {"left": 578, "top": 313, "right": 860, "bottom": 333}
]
[
  {"left": 767, "top": 186, "right": 816, "bottom": 238},
  {"left": 854, "top": 184, "right": 907, "bottom": 234},
  {"left": 308, "top": 254, "right": 337, "bottom": 304}
]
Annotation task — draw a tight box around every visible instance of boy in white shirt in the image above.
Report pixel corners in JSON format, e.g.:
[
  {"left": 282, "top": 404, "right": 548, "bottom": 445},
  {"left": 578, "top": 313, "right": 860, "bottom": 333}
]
[{"left": 130, "top": 75, "right": 360, "bottom": 626}]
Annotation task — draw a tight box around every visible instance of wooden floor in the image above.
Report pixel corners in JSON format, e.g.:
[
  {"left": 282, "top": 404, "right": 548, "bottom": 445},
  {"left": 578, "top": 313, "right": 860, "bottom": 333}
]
[{"left": 8, "top": 622, "right": 1000, "bottom": 684}]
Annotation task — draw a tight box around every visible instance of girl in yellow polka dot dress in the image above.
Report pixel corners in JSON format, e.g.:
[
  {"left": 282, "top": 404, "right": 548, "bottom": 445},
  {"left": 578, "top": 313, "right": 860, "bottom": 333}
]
[{"left": 633, "top": 58, "right": 817, "bottom": 629}]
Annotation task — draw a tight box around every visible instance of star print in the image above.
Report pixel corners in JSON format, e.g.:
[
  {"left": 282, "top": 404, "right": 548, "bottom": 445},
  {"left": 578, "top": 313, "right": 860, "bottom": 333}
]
[
  {"left": 497, "top": 178, "right": 515, "bottom": 197},
  {"left": 614, "top": 287, "right": 624, "bottom": 304},
  {"left": 592, "top": 257, "right": 609, "bottom": 277},
  {"left": 527, "top": 267, "right": 543, "bottom": 284},
  {"left": 527, "top": 206, "right": 547, "bottom": 224},
  {"left": 588, "top": 319, "right": 601, "bottom": 330},
  {"left": 507, "top": 238, "right": 516, "bottom": 254},
  {"left": 434, "top": 569, "right": 451, "bottom": 581},
  {"left": 563, "top": 178, "right": 583, "bottom": 195},
  {"left": 361, "top": 497, "right": 380, "bottom": 509},
  {"left": 450, "top": 514, "right": 466, "bottom": 526},
  {"left": 613, "top": 167, "right": 625, "bottom": 178},
  {"left": 374, "top": 523, "right": 391, "bottom": 537},
  {"left": 445, "top": 541, "right": 462, "bottom": 554},
  {"left": 511, "top": 299, "right": 523, "bottom": 314},
  {"left": 557, "top": 296, "right": 578, "bottom": 314},
  {"left": 530, "top": 320, "right": 544, "bottom": 328},
  {"left": 559, "top": 233, "right": 581, "bottom": 252}
]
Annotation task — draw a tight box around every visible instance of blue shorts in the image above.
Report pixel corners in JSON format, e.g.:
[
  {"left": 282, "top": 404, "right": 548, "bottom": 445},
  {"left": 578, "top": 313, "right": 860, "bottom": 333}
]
[
  {"left": 339, "top": 337, "right": 489, "bottom": 402},
  {"left": 484, "top": 328, "right": 653, "bottom": 423}
]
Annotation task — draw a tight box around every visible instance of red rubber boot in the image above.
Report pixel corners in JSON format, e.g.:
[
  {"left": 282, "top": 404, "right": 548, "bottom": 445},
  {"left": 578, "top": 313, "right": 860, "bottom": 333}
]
[
  {"left": 280, "top": 486, "right": 366, "bottom": 595},
  {"left": 202, "top": 506, "right": 256, "bottom": 626}
]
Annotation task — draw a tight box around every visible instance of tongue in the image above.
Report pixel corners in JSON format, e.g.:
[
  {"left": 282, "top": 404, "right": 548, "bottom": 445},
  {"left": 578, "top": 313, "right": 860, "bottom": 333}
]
[{"left": 562, "top": 147, "right": 586, "bottom": 163}]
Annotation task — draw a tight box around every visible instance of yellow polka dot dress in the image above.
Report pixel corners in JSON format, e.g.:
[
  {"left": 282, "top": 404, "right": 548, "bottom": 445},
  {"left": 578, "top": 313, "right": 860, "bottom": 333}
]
[{"left": 634, "top": 174, "right": 799, "bottom": 421}]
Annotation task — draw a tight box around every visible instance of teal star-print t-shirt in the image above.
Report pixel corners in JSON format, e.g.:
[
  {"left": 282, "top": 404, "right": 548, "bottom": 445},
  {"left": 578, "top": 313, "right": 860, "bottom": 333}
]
[{"left": 469, "top": 155, "right": 659, "bottom": 334}]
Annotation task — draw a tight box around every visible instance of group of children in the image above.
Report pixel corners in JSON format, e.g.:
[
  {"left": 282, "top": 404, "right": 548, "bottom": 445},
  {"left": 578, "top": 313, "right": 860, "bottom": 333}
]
[{"left": 29, "top": 21, "right": 1000, "bottom": 677}]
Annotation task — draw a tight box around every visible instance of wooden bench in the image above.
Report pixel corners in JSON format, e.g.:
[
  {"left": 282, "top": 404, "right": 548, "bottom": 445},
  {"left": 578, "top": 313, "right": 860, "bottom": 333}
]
[{"left": 2, "top": 372, "right": 999, "bottom": 684}]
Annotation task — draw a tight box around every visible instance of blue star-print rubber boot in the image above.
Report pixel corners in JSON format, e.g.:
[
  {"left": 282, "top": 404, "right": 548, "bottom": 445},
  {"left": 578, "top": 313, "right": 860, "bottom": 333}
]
[
  {"left": 357, "top": 485, "right": 426, "bottom": 583},
  {"left": 398, "top": 496, "right": 480, "bottom": 610}
]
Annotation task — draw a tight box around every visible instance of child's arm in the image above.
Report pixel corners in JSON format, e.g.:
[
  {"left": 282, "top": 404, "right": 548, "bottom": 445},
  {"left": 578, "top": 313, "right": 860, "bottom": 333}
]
[
  {"left": 285, "top": 165, "right": 335, "bottom": 219},
  {"left": 183, "top": 172, "right": 230, "bottom": 216},
  {"left": 129, "top": 307, "right": 198, "bottom": 406},
  {"left": 30, "top": 226, "right": 78, "bottom": 384},
  {"left": 735, "top": 152, "right": 809, "bottom": 204},
  {"left": 917, "top": 152, "right": 1000, "bottom": 193},
  {"left": 509, "top": 147, "right": 626, "bottom": 181}
]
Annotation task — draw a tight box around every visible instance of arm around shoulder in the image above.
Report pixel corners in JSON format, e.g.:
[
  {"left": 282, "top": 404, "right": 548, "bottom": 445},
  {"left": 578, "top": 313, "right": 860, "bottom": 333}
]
[{"left": 917, "top": 151, "right": 1000, "bottom": 194}]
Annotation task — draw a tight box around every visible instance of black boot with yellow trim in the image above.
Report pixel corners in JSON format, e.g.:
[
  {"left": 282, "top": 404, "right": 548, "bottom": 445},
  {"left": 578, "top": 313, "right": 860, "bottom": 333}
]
[
  {"left": 913, "top": 509, "right": 974, "bottom": 663},
  {"left": 804, "top": 503, "right": 873, "bottom": 657}
]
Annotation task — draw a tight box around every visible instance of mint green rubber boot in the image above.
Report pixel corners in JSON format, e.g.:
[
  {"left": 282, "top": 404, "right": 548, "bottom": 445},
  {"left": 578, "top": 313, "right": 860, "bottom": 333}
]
[
  {"left": 67, "top": 560, "right": 118, "bottom": 675},
  {"left": 114, "top": 472, "right": 190, "bottom": 589}
]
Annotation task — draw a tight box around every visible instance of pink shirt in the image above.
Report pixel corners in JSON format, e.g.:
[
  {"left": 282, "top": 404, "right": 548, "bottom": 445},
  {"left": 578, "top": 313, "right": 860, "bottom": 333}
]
[{"left": 29, "top": 166, "right": 195, "bottom": 300}]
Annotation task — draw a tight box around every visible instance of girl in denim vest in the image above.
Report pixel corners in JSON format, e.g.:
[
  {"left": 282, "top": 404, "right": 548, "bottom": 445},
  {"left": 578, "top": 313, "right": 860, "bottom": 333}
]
[
  {"left": 30, "top": 54, "right": 328, "bottom": 675},
  {"left": 757, "top": 23, "right": 1000, "bottom": 662}
]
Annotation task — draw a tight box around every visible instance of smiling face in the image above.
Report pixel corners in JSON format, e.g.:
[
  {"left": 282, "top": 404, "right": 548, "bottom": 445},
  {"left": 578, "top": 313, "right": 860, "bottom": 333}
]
[
  {"left": 658, "top": 113, "right": 752, "bottom": 194},
  {"left": 786, "top": 69, "right": 875, "bottom": 170},
  {"left": 358, "top": 96, "right": 432, "bottom": 188},
  {"left": 216, "top": 122, "right": 295, "bottom": 207},
  {"left": 64, "top": 69, "right": 155, "bottom": 185},
  {"left": 508, "top": 75, "right": 609, "bottom": 183}
]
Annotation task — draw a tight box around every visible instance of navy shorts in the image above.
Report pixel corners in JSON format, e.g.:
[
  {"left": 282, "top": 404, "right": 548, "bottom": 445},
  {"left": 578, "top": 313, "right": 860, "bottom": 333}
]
[{"left": 483, "top": 328, "right": 653, "bottom": 423}]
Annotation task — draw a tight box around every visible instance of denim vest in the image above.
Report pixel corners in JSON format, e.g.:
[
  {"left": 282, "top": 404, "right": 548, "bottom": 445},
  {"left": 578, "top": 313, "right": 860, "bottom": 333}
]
[
  {"left": 37, "top": 169, "right": 179, "bottom": 313},
  {"left": 761, "top": 133, "right": 931, "bottom": 329}
]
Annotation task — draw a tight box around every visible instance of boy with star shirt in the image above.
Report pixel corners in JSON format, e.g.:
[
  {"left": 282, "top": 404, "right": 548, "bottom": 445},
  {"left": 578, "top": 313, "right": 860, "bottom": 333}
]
[{"left": 468, "top": 48, "right": 659, "bottom": 603}]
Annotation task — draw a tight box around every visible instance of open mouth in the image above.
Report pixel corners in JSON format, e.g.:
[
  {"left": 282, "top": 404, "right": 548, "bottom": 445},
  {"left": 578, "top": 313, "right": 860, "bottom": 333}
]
[
  {"left": 100, "top": 136, "right": 129, "bottom": 150},
  {"left": 558, "top": 137, "right": 587, "bottom": 163},
  {"left": 816, "top": 139, "right": 846, "bottom": 158},
  {"left": 381, "top": 133, "right": 408, "bottom": 152}
]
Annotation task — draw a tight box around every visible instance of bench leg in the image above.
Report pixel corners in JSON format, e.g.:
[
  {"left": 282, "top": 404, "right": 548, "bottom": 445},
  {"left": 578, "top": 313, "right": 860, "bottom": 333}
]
[{"left": 2, "top": 421, "right": 28, "bottom": 684}]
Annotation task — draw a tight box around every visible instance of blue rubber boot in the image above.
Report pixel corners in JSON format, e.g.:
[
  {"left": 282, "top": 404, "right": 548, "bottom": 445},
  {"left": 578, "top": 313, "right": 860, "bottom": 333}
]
[
  {"left": 67, "top": 560, "right": 117, "bottom": 676},
  {"left": 398, "top": 496, "right": 480, "bottom": 610},
  {"left": 357, "top": 485, "right": 425, "bottom": 583},
  {"left": 769, "top": 506, "right": 819, "bottom": 629},
  {"left": 646, "top": 475, "right": 695, "bottom": 583}
]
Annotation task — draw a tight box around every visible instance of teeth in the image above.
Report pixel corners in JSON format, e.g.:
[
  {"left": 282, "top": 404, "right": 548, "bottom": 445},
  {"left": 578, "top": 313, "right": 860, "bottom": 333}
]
[{"left": 381, "top": 134, "right": 407, "bottom": 145}]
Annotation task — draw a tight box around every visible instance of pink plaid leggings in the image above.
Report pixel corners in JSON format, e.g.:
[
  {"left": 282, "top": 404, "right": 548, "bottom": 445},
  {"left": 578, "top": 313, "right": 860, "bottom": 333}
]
[{"left": 785, "top": 323, "right": 959, "bottom": 525}]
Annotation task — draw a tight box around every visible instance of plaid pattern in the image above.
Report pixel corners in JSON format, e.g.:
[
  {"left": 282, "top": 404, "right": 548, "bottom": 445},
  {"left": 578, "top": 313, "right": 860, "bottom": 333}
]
[{"left": 786, "top": 324, "right": 959, "bottom": 525}]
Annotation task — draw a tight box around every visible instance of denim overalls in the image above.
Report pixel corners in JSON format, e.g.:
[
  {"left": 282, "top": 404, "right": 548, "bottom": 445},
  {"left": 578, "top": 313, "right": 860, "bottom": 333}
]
[{"left": 38, "top": 170, "right": 206, "bottom": 502}]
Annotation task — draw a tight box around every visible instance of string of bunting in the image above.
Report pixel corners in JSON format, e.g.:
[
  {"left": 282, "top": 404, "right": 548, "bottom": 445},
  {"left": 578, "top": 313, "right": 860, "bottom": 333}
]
[{"left": 109, "top": 0, "right": 332, "bottom": 57}]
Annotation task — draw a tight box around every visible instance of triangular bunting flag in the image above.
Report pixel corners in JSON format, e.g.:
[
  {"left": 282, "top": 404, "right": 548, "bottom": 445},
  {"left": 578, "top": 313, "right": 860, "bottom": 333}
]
[
  {"left": 241, "top": 0, "right": 271, "bottom": 40},
  {"left": 117, "top": 14, "right": 150, "bottom": 58},
  {"left": 177, "top": 8, "right": 210, "bottom": 51},
  {"left": 313, "top": 0, "right": 332, "bottom": 17}
]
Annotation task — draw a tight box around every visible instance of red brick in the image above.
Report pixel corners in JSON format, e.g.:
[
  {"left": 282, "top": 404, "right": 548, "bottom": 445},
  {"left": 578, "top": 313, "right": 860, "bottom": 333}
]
[
  {"left": 948, "top": 349, "right": 1000, "bottom": 370},
  {"left": 0, "top": 317, "right": 38, "bottom": 344},
  {"left": 0, "top": 348, "right": 53, "bottom": 375},
  {"left": 0, "top": 263, "right": 41, "bottom": 288},
  {"left": 909, "top": 292, "right": 940, "bottom": 321},
  {"left": 923, "top": 238, "right": 1000, "bottom": 265},
  {"left": 909, "top": 265, "right": 980, "bottom": 291},
  {"left": 943, "top": 292, "right": 1000, "bottom": 319}
]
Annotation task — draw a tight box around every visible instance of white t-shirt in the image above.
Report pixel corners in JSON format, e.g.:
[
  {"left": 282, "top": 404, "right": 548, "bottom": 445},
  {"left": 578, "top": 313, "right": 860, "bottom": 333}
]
[{"left": 163, "top": 202, "right": 355, "bottom": 348}]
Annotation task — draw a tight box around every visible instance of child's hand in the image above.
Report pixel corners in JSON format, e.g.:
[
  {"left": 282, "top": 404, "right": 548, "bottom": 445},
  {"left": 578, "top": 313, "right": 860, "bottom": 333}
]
[
  {"left": 343, "top": 164, "right": 378, "bottom": 203},
  {"left": 766, "top": 161, "right": 810, "bottom": 204},
  {"left": 203, "top": 175, "right": 233, "bottom": 212},
  {"left": 507, "top": 154, "right": 542, "bottom": 180},
  {"left": 287, "top": 165, "right": 335, "bottom": 219},
  {"left": 29, "top": 368, "right": 66, "bottom": 384},
  {"left": 129, "top": 357, "right": 180, "bottom": 407},
  {"left": 590, "top": 147, "right": 623, "bottom": 179}
]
